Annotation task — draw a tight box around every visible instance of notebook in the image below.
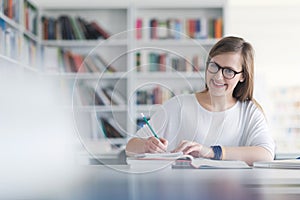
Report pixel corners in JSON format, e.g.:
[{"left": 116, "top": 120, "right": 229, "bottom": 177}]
[{"left": 253, "top": 159, "right": 300, "bottom": 169}]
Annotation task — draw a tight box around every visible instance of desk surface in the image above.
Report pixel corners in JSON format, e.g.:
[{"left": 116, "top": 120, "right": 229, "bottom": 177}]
[{"left": 73, "top": 164, "right": 300, "bottom": 200}]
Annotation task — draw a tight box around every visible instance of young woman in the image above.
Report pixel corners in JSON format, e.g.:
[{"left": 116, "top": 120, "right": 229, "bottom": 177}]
[{"left": 126, "top": 36, "right": 275, "bottom": 165}]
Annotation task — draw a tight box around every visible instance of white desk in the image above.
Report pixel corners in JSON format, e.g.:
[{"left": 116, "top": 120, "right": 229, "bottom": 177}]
[{"left": 73, "top": 164, "right": 300, "bottom": 200}]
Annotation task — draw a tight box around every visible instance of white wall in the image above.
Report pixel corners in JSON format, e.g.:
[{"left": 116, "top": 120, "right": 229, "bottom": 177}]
[{"left": 228, "top": 0, "right": 300, "bottom": 87}]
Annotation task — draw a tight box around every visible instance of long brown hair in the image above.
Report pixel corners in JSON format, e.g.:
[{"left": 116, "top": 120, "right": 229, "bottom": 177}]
[{"left": 205, "top": 36, "right": 263, "bottom": 110}]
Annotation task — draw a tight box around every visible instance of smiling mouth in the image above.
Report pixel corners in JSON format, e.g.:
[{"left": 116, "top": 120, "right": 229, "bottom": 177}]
[{"left": 211, "top": 79, "right": 226, "bottom": 87}]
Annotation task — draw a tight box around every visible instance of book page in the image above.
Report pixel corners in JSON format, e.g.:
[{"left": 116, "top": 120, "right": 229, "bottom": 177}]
[
  {"left": 133, "top": 152, "right": 193, "bottom": 160},
  {"left": 191, "top": 159, "right": 250, "bottom": 169}
]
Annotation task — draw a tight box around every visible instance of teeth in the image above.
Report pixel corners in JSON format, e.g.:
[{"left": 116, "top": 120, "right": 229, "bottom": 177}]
[{"left": 213, "top": 80, "right": 224, "bottom": 86}]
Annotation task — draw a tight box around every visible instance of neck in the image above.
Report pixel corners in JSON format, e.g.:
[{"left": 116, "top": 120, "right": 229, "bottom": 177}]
[
  {"left": 209, "top": 96, "right": 236, "bottom": 112},
  {"left": 198, "top": 91, "right": 237, "bottom": 112}
]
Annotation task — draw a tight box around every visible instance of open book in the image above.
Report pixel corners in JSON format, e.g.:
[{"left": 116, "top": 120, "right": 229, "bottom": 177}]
[
  {"left": 133, "top": 152, "right": 190, "bottom": 160},
  {"left": 127, "top": 152, "right": 250, "bottom": 169}
]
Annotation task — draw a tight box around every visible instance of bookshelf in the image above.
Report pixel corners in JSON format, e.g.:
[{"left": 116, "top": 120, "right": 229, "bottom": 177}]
[
  {"left": 129, "top": 2, "right": 226, "bottom": 136},
  {"left": 38, "top": 6, "right": 129, "bottom": 148},
  {"left": 0, "top": 1, "right": 227, "bottom": 149},
  {"left": 0, "top": 0, "right": 39, "bottom": 70}
]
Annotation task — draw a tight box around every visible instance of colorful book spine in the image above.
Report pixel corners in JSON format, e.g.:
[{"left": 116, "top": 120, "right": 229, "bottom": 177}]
[
  {"left": 136, "top": 18, "right": 142, "bottom": 39},
  {"left": 41, "top": 15, "right": 111, "bottom": 40},
  {"left": 137, "top": 17, "right": 222, "bottom": 40}
]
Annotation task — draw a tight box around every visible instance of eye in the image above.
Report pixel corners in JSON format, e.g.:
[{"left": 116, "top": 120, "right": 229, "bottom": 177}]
[
  {"left": 223, "top": 68, "right": 235, "bottom": 76},
  {"left": 208, "top": 63, "right": 219, "bottom": 72}
]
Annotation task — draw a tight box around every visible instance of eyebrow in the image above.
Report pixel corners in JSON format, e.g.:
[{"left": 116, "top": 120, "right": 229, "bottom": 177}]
[
  {"left": 211, "top": 60, "right": 235, "bottom": 70},
  {"left": 211, "top": 61, "right": 235, "bottom": 70}
]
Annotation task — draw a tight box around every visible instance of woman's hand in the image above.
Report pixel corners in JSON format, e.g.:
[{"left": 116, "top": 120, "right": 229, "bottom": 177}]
[
  {"left": 172, "top": 140, "right": 213, "bottom": 158},
  {"left": 144, "top": 136, "right": 168, "bottom": 153}
]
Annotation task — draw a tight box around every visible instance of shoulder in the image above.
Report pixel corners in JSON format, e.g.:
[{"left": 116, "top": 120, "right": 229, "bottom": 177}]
[{"left": 239, "top": 100, "right": 265, "bottom": 119}]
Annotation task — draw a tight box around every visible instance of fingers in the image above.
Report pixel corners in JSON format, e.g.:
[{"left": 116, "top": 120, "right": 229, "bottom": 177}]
[
  {"left": 145, "top": 136, "right": 168, "bottom": 153},
  {"left": 171, "top": 140, "right": 211, "bottom": 158},
  {"left": 171, "top": 140, "right": 192, "bottom": 153},
  {"left": 159, "top": 138, "right": 168, "bottom": 146},
  {"left": 183, "top": 144, "right": 202, "bottom": 156}
]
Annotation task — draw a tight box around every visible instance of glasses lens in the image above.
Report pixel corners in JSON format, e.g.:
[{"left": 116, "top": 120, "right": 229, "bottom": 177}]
[
  {"left": 208, "top": 62, "right": 219, "bottom": 73},
  {"left": 223, "top": 68, "right": 235, "bottom": 79}
]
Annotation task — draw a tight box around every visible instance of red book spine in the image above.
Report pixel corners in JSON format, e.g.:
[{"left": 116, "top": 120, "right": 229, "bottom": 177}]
[{"left": 136, "top": 18, "right": 142, "bottom": 39}]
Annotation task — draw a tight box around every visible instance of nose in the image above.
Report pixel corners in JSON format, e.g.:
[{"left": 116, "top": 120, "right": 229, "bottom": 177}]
[{"left": 214, "top": 69, "right": 224, "bottom": 80}]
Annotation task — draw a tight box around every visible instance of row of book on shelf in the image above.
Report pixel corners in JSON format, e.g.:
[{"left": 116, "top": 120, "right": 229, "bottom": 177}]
[
  {"left": 136, "top": 86, "right": 193, "bottom": 105},
  {"left": 0, "top": 18, "right": 22, "bottom": 59},
  {"left": 136, "top": 51, "right": 205, "bottom": 72},
  {"left": 0, "top": 0, "right": 20, "bottom": 23},
  {"left": 76, "top": 82, "right": 126, "bottom": 106},
  {"left": 42, "top": 46, "right": 116, "bottom": 73},
  {"left": 23, "top": 35, "right": 37, "bottom": 66},
  {"left": 99, "top": 117, "right": 125, "bottom": 139},
  {"left": 136, "top": 86, "right": 174, "bottom": 105},
  {"left": 76, "top": 82, "right": 188, "bottom": 107},
  {"left": 41, "top": 15, "right": 110, "bottom": 40},
  {"left": 42, "top": 46, "right": 206, "bottom": 73},
  {"left": 136, "top": 17, "right": 223, "bottom": 40},
  {"left": 98, "top": 116, "right": 154, "bottom": 139},
  {"left": 24, "top": 0, "right": 38, "bottom": 35}
]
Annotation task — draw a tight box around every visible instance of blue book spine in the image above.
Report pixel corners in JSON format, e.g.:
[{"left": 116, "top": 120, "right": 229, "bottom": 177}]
[
  {"left": 174, "top": 20, "right": 181, "bottom": 39},
  {"left": 195, "top": 19, "right": 201, "bottom": 39}
]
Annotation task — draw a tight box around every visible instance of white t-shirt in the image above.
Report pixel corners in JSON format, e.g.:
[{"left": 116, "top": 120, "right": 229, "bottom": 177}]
[{"left": 135, "top": 94, "right": 275, "bottom": 157}]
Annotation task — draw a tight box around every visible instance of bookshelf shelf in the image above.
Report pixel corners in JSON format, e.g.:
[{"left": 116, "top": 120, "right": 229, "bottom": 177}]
[
  {"left": 75, "top": 105, "right": 128, "bottom": 112},
  {"left": 135, "top": 72, "right": 204, "bottom": 79},
  {"left": 0, "top": 54, "right": 38, "bottom": 72},
  {"left": 136, "top": 104, "right": 162, "bottom": 113},
  {"left": 41, "top": 39, "right": 127, "bottom": 47},
  {"left": 0, "top": 13, "right": 22, "bottom": 30},
  {"left": 23, "top": 30, "right": 39, "bottom": 42},
  {"left": 136, "top": 38, "right": 219, "bottom": 47},
  {"left": 44, "top": 72, "right": 128, "bottom": 80}
]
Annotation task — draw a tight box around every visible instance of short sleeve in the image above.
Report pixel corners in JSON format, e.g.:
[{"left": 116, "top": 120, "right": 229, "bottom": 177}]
[{"left": 243, "top": 103, "right": 275, "bottom": 158}]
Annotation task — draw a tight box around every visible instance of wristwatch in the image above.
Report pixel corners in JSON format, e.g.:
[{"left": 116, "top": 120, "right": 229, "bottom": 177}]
[{"left": 210, "top": 145, "right": 222, "bottom": 160}]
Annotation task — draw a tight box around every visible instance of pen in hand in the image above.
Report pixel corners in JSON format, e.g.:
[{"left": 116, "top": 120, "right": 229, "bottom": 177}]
[{"left": 141, "top": 113, "right": 159, "bottom": 139}]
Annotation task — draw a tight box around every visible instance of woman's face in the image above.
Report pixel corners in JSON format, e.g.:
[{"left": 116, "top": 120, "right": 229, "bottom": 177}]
[{"left": 206, "top": 52, "right": 244, "bottom": 99}]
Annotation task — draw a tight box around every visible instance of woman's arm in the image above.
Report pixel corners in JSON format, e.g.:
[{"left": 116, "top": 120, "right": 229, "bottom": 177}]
[
  {"left": 172, "top": 140, "right": 274, "bottom": 166},
  {"left": 125, "top": 137, "right": 168, "bottom": 156},
  {"left": 222, "top": 146, "right": 274, "bottom": 166}
]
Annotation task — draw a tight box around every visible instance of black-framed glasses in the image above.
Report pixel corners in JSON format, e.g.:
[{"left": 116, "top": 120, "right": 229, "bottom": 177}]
[{"left": 207, "top": 61, "right": 243, "bottom": 80}]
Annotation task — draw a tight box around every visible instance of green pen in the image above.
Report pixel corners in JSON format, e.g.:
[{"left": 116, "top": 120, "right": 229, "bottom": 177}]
[{"left": 141, "top": 113, "right": 159, "bottom": 139}]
